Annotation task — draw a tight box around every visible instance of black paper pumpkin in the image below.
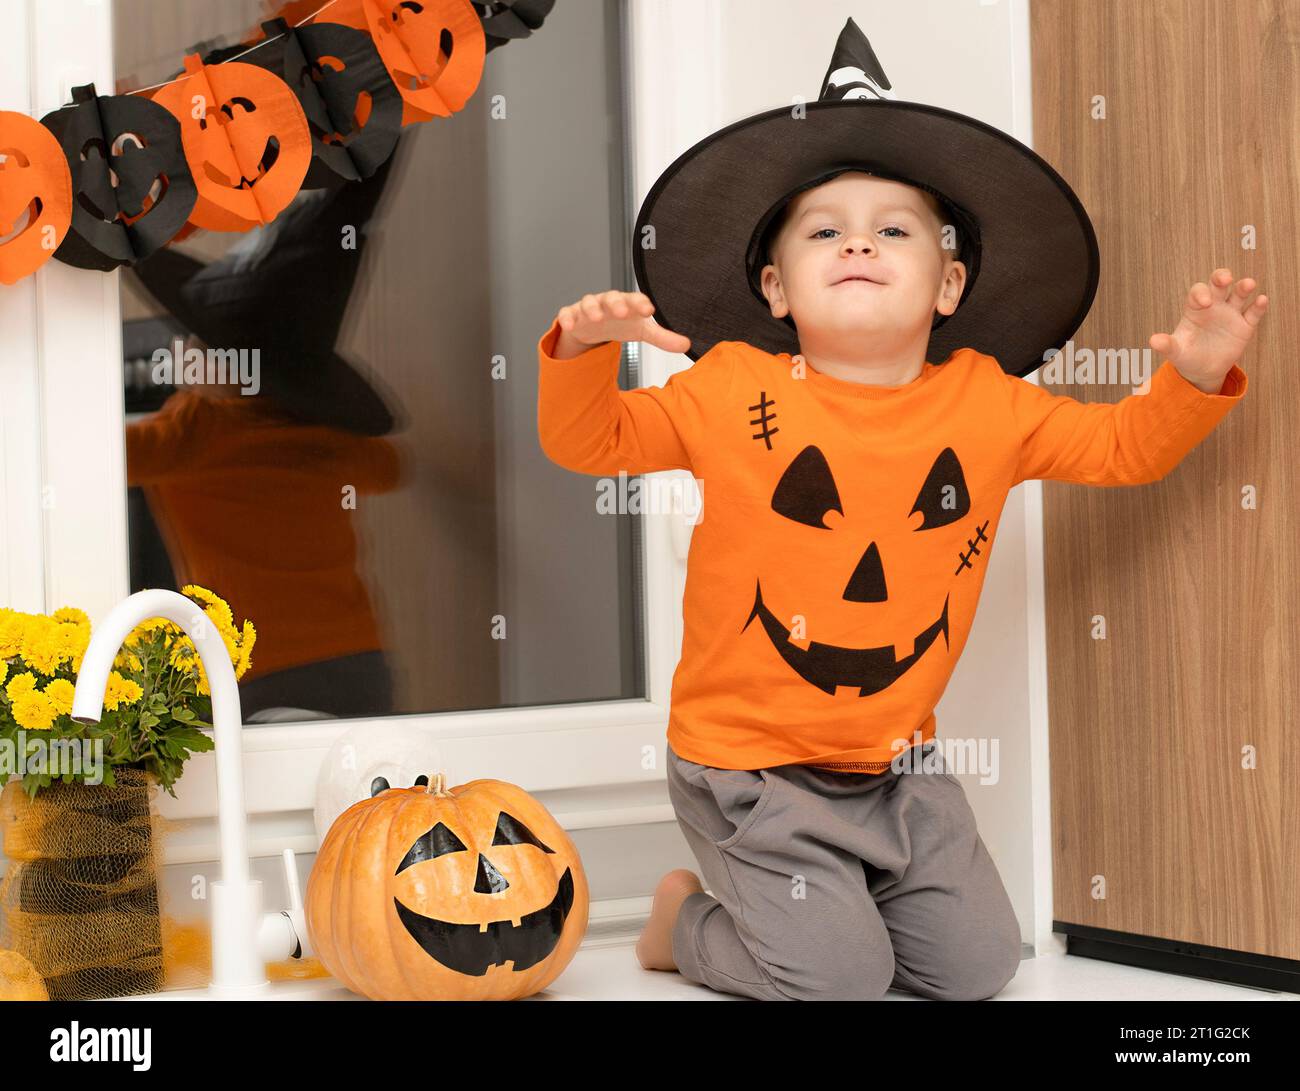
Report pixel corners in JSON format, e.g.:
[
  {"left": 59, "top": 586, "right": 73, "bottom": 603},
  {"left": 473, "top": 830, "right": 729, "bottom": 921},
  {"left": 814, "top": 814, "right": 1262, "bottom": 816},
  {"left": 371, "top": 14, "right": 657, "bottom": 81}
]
[
  {"left": 199, "top": 18, "right": 403, "bottom": 190},
  {"left": 471, "top": 0, "right": 556, "bottom": 53},
  {"left": 40, "top": 84, "right": 197, "bottom": 271}
]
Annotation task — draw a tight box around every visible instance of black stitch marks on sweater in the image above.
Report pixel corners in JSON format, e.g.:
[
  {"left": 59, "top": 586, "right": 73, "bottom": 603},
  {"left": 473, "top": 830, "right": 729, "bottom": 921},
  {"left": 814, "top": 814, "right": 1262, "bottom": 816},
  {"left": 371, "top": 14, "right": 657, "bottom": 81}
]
[
  {"left": 954, "top": 520, "right": 990, "bottom": 575},
  {"left": 749, "top": 391, "right": 779, "bottom": 448}
]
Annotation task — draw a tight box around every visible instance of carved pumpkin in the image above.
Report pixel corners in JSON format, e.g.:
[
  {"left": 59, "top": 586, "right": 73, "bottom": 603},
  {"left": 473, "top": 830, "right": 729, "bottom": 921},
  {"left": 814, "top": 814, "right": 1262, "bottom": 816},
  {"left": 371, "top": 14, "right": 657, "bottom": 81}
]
[
  {"left": 0, "top": 111, "right": 72, "bottom": 284},
  {"left": 150, "top": 52, "right": 312, "bottom": 233},
  {"left": 306, "top": 773, "right": 588, "bottom": 1000},
  {"left": 325, "top": 0, "right": 486, "bottom": 125},
  {"left": 39, "top": 84, "right": 198, "bottom": 271}
]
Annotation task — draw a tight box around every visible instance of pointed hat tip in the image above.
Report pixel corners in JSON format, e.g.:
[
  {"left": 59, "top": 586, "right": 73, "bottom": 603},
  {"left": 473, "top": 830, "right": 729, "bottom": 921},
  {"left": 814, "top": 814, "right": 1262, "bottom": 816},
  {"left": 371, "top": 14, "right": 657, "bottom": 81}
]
[{"left": 821, "top": 15, "right": 894, "bottom": 101}]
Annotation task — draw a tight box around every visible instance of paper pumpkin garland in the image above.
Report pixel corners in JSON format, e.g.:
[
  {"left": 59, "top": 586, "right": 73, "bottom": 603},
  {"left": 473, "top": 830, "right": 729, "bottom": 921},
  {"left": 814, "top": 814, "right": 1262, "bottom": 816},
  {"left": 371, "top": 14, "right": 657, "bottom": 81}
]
[
  {"left": 198, "top": 17, "right": 404, "bottom": 189},
  {"left": 38, "top": 84, "right": 198, "bottom": 272},
  {"left": 0, "top": 110, "right": 72, "bottom": 285},
  {"left": 0, "top": 0, "right": 521, "bottom": 283},
  {"left": 149, "top": 52, "right": 312, "bottom": 233}
]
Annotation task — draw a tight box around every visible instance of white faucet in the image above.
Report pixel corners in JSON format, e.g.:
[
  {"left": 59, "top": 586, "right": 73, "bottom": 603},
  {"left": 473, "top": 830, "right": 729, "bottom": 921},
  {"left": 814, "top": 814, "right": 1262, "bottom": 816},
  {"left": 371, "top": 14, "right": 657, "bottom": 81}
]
[{"left": 71, "top": 588, "right": 310, "bottom": 997}]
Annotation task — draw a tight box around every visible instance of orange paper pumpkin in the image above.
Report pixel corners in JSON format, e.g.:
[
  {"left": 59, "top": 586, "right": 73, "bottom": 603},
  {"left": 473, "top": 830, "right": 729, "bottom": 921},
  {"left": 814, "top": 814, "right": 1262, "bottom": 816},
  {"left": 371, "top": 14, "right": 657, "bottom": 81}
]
[
  {"left": 150, "top": 52, "right": 312, "bottom": 233},
  {"left": 305, "top": 773, "right": 588, "bottom": 1001},
  {"left": 0, "top": 111, "right": 73, "bottom": 284},
  {"left": 326, "top": 0, "right": 485, "bottom": 125}
]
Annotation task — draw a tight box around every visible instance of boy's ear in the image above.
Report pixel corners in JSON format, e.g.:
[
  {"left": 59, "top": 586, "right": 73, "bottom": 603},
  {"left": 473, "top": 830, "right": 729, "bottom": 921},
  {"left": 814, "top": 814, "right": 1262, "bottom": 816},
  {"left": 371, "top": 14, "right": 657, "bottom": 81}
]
[
  {"left": 761, "top": 263, "right": 790, "bottom": 319},
  {"left": 936, "top": 259, "right": 967, "bottom": 317}
]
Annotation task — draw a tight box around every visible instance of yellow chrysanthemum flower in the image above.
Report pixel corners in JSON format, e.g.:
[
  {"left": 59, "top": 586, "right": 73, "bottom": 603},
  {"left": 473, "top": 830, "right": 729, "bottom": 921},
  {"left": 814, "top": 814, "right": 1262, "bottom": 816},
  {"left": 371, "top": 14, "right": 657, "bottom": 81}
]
[
  {"left": 20, "top": 616, "right": 67, "bottom": 676},
  {"left": 0, "top": 660, "right": 7, "bottom": 687},
  {"left": 103, "top": 671, "right": 143, "bottom": 711},
  {"left": 53, "top": 621, "right": 86, "bottom": 666},
  {"left": 234, "top": 621, "right": 257, "bottom": 679},
  {"left": 198, "top": 613, "right": 239, "bottom": 664},
  {"left": 0, "top": 611, "right": 27, "bottom": 658},
  {"left": 170, "top": 642, "right": 213, "bottom": 680},
  {"left": 18, "top": 615, "right": 85, "bottom": 676},
  {"left": 170, "top": 635, "right": 206, "bottom": 662},
  {"left": 5, "top": 671, "right": 38, "bottom": 701},
  {"left": 167, "top": 604, "right": 245, "bottom": 674},
  {"left": 51, "top": 606, "right": 90, "bottom": 628},
  {"left": 12, "top": 689, "right": 56, "bottom": 730},
  {"left": 112, "top": 648, "right": 144, "bottom": 674},
  {"left": 42, "top": 677, "right": 76, "bottom": 716},
  {"left": 218, "top": 623, "right": 240, "bottom": 664},
  {"left": 182, "top": 585, "right": 235, "bottom": 635},
  {"left": 128, "top": 617, "right": 181, "bottom": 645}
]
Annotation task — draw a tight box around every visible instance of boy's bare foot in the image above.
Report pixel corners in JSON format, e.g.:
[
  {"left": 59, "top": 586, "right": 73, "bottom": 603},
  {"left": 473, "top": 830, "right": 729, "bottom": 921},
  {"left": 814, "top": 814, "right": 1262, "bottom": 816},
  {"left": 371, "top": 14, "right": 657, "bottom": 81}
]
[{"left": 636, "top": 868, "right": 705, "bottom": 971}]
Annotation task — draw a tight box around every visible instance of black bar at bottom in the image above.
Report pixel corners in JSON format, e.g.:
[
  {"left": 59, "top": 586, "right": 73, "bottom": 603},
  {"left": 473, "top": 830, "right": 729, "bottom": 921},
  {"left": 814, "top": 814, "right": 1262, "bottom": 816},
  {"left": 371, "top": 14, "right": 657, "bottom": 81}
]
[{"left": 1053, "top": 920, "right": 1300, "bottom": 994}]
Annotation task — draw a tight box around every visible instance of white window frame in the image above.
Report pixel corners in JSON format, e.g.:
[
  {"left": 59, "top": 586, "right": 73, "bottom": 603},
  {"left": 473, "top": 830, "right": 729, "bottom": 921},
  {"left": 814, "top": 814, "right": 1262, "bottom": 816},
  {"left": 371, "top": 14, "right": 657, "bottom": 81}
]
[{"left": 7, "top": 0, "right": 727, "bottom": 860}]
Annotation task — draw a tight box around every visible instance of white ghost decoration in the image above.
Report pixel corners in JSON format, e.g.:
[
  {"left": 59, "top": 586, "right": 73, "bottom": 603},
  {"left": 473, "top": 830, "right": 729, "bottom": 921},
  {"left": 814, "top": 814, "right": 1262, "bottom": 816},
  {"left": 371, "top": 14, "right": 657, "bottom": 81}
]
[{"left": 313, "top": 722, "right": 446, "bottom": 842}]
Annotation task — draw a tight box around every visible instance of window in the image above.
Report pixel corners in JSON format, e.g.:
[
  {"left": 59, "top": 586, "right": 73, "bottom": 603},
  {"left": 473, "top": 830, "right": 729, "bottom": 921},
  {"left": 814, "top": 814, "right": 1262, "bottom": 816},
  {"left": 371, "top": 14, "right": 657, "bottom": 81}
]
[{"left": 110, "top": 0, "right": 648, "bottom": 725}]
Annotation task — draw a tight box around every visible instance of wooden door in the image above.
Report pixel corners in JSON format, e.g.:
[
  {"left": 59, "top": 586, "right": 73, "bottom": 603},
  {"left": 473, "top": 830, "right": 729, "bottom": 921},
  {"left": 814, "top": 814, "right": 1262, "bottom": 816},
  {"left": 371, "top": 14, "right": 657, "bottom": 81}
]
[{"left": 1030, "top": 0, "right": 1297, "bottom": 985}]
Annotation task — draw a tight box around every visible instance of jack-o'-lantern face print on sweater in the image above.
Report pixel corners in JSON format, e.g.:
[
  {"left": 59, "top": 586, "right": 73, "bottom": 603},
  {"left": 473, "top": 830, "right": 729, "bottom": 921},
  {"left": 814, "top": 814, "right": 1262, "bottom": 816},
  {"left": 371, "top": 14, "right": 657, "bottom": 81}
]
[{"left": 743, "top": 440, "right": 990, "bottom": 697}]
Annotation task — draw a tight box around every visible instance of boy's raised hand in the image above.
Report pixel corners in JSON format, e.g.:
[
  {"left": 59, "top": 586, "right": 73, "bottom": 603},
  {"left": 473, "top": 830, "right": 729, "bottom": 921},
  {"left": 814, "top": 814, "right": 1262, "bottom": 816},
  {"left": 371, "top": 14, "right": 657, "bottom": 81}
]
[
  {"left": 553, "top": 291, "right": 692, "bottom": 360},
  {"left": 1148, "top": 268, "right": 1268, "bottom": 393}
]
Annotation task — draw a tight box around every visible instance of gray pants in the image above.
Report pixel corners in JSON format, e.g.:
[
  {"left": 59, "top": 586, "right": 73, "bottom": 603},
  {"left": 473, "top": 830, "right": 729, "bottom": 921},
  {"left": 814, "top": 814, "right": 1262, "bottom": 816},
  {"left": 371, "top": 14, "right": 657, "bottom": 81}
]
[{"left": 666, "top": 740, "right": 1022, "bottom": 1000}]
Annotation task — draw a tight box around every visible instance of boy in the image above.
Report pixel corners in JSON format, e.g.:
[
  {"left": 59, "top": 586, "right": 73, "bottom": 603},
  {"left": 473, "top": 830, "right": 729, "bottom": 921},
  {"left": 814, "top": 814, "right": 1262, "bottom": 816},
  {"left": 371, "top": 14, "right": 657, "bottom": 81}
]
[{"left": 536, "top": 21, "right": 1264, "bottom": 1000}]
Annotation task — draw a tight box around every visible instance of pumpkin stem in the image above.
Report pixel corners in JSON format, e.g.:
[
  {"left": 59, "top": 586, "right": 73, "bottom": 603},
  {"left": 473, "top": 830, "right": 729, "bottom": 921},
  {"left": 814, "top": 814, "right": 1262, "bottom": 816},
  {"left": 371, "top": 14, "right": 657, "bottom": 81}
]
[{"left": 424, "top": 772, "right": 452, "bottom": 797}]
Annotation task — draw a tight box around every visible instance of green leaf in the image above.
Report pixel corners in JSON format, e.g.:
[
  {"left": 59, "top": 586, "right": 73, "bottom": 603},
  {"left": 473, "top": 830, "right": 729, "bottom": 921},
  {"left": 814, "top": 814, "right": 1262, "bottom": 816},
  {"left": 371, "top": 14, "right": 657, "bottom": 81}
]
[{"left": 167, "top": 726, "right": 216, "bottom": 753}]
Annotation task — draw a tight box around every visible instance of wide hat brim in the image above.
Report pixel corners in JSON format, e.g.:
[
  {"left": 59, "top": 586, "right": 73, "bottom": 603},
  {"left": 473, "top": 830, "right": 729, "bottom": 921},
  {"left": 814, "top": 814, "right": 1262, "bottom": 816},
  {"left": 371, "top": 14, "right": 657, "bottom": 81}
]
[
  {"left": 633, "top": 98, "right": 1099, "bottom": 378},
  {"left": 131, "top": 246, "right": 400, "bottom": 436},
  {"left": 129, "top": 146, "right": 406, "bottom": 436}
]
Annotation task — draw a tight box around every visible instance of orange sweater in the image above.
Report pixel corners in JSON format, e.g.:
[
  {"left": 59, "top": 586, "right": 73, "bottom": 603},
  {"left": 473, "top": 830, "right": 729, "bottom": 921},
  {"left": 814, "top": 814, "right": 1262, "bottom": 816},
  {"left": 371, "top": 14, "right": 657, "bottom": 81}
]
[
  {"left": 126, "top": 389, "right": 403, "bottom": 680},
  {"left": 537, "top": 317, "right": 1247, "bottom": 772}
]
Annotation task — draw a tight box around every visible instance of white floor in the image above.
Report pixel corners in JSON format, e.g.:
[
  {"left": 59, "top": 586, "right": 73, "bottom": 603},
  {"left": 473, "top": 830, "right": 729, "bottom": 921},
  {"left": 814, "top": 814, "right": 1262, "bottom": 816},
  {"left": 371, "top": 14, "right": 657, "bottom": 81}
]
[
  {"left": 533, "top": 933, "right": 1300, "bottom": 1002},
  {"left": 137, "top": 930, "right": 1300, "bottom": 1001}
]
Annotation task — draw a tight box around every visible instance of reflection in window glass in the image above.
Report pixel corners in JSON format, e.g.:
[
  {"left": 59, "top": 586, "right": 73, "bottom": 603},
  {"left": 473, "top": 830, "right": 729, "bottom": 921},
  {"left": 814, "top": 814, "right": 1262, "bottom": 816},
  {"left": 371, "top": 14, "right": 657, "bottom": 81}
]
[{"left": 115, "top": 1, "right": 642, "bottom": 724}]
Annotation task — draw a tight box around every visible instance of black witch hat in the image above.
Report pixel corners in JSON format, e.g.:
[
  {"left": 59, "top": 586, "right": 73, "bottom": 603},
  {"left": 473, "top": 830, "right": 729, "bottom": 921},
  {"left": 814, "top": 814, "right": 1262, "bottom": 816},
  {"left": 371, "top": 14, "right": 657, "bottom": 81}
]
[
  {"left": 130, "top": 133, "right": 407, "bottom": 435},
  {"left": 632, "top": 17, "right": 1100, "bottom": 378}
]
